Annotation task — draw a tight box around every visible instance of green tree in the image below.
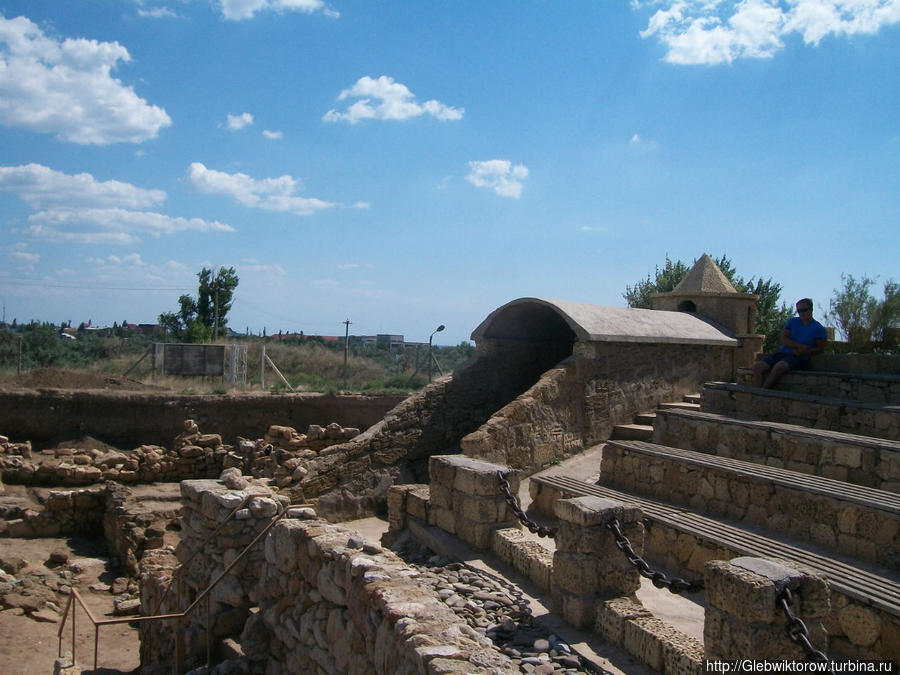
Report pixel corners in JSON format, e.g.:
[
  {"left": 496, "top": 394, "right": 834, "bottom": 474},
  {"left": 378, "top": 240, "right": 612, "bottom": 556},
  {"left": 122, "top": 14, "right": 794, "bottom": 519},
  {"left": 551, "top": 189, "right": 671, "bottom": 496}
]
[
  {"left": 624, "top": 254, "right": 792, "bottom": 352},
  {"left": 825, "top": 274, "right": 877, "bottom": 344},
  {"left": 623, "top": 255, "right": 689, "bottom": 309},
  {"left": 826, "top": 275, "right": 899, "bottom": 350},
  {"left": 159, "top": 267, "right": 239, "bottom": 342}
]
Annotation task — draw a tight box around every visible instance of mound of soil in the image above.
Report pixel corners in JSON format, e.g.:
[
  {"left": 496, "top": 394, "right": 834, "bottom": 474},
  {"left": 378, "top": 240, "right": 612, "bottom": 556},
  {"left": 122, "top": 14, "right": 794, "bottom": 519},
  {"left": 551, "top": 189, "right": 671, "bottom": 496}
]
[{"left": 0, "top": 368, "right": 164, "bottom": 392}]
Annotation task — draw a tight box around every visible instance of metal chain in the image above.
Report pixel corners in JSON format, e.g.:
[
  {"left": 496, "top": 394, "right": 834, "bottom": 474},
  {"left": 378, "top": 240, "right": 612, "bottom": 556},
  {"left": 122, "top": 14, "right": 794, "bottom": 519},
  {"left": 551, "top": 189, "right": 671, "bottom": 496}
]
[
  {"left": 496, "top": 471, "right": 558, "bottom": 538},
  {"left": 777, "top": 588, "right": 834, "bottom": 672},
  {"left": 605, "top": 518, "right": 700, "bottom": 594}
]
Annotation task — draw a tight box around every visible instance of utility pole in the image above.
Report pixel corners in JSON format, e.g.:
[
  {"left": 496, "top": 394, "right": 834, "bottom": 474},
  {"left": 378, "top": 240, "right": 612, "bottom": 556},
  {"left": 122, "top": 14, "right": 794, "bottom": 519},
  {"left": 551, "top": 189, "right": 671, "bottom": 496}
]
[
  {"left": 343, "top": 319, "right": 351, "bottom": 390},
  {"left": 213, "top": 267, "right": 219, "bottom": 342}
]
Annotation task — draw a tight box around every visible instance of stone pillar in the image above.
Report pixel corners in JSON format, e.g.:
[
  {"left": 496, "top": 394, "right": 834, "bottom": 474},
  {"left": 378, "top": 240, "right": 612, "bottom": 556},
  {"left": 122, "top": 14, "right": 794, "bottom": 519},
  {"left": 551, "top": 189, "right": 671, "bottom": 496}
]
[
  {"left": 428, "top": 455, "right": 520, "bottom": 550},
  {"left": 704, "top": 557, "right": 830, "bottom": 661},
  {"left": 551, "top": 496, "right": 642, "bottom": 629}
]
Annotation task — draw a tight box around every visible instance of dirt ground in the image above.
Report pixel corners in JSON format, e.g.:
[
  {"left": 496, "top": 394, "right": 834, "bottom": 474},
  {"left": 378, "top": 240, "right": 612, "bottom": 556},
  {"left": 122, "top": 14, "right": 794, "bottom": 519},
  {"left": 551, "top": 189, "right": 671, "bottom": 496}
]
[
  {"left": 0, "top": 368, "right": 164, "bottom": 393},
  {"left": 0, "top": 536, "right": 141, "bottom": 674}
]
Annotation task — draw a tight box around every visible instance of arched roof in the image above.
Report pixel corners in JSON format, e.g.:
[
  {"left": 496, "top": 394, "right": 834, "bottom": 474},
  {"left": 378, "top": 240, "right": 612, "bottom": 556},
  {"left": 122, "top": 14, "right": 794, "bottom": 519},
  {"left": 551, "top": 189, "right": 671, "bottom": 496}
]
[{"left": 471, "top": 298, "right": 738, "bottom": 346}]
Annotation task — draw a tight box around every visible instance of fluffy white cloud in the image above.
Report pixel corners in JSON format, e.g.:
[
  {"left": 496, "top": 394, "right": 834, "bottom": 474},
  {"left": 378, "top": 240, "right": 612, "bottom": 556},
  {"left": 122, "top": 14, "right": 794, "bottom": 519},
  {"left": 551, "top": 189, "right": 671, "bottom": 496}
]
[
  {"left": 637, "top": 0, "right": 900, "bottom": 65},
  {"left": 25, "top": 208, "right": 233, "bottom": 245},
  {"left": 262, "top": 129, "right": 283, "bottom": 139},
  {"left": 184, "top": 162, "right": 336, "bottom": 215},
  {"left": 466, "top": 160, "right": 529, "bottom": 199},
  {"left": 0, "top": 15, "right": 171, "bottom": 144},
  {"left": 226, "top": 112, "right": 254, "bottom": 130},
  {"left": 218, "top": 0, "right": 338, "bottom": 20},
  {"left": 0, "top": 163, "right": 231, "bottom": 245},
  {"left": 0, "top": 163, "right": 166, "bottom": 210},
  {"left": 323, "top": 76, "right": 464, "bottom": 124}
]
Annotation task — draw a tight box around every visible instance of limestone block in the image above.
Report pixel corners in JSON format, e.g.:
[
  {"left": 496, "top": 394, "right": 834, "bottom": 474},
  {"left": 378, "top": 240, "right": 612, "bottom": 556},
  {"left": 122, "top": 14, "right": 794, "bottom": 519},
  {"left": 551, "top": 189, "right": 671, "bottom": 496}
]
[
  {"left": 452, "top": 493, "right": 509, "bottom": 524},
  {"left": 406, "top": 486, "right": 429, "bottom": 521},
  {"left": 705, "top": 558, "right": 828, "bottom": 625},
  {"left": 429, "top": 483, "right": 452, "bottom": 510},
  {"left": 554, "top": 496, "right": 641, "bottom": 527},
  {"left": 452, "top": 457, "right": 515, "bottom": 497},
  {"left": 623, "top": 615, "right": 668, "bottom": 671},
  {"left": 838, "top": 604, "right": 881, "bottom": 648},
  {"left": 429, "top": 505, "right": 455, "bottom": 534},
  {"left": 595, "top": 596, "right": 650, "bottom": 644},
  {"left": 553, "top": 551, "right": 602, "bottom": 595}
]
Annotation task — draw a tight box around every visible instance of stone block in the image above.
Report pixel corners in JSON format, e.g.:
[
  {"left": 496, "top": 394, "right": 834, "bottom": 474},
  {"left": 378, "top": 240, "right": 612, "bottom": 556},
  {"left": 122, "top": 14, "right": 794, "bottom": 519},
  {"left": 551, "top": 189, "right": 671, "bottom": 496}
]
[
  {"left": 452, "top": 493, "right": 508, "bottom": 524},
  {"left": 595, "top": 596, "right": 650, "bottom": 644},
  {"left": 623, "top": 615, "right": 668, "bottom": 671},
  {"left": 554, "top": 495, "right": 641, "bottom": 527}
]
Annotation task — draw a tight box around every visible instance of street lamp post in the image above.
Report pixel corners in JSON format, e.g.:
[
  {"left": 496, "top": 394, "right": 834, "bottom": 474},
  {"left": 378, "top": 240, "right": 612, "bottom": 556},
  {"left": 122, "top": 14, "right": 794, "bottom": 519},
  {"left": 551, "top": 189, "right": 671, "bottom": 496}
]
[{"left": 428, "top": 324, "right": 444, "bottom": 382}]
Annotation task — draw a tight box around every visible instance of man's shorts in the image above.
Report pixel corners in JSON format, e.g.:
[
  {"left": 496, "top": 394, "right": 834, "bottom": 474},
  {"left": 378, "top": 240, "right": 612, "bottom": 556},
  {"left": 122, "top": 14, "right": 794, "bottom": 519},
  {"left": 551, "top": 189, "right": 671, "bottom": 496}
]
[{"left": 761, "top": 352, "right": 807, "bottom": 370}]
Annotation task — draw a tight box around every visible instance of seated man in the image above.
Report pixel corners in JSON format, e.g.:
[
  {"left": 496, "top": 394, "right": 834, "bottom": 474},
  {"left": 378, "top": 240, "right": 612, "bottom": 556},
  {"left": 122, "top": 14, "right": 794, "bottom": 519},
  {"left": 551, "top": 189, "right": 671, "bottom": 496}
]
[{"left": 753, "top": 298, "right": 827, "bottom": 389}]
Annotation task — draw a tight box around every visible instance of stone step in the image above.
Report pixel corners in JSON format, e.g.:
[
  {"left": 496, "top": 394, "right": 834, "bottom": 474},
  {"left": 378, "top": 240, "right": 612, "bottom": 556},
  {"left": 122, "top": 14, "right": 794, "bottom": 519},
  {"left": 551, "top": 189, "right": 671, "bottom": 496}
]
[
  {"left": 737, "top": 367, "right": 900, "bottom": 405},
  {"left": 527, "top": 473, "right": 900, "bottom": 661},
  {"left": 651, "top": 408, "right": 900, "bottom": 493},
  {"left": 610, "top": 423, "right": 653, "bottom": 441},
  {"left": 601, "top": 439, "right": 900, "bottom": 570},
  {"left": 701, "top": 381, "right": 900, "bottom": 441},
  {"left": 634, "top": 412, "right": 657, "bottom": 426},
  {"left": 682, "top": 393, "right": 701, "bottom": 405},
  {"left": 656, "top": 401, "right": 700, "bottom": 411}
]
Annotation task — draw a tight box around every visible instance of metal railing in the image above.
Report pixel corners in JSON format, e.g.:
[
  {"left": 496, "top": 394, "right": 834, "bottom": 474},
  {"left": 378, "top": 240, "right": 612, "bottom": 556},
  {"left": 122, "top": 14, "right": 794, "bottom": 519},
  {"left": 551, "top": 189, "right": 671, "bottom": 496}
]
[{"left": 58, "top": 495, "right": 293, "bottom": 672}]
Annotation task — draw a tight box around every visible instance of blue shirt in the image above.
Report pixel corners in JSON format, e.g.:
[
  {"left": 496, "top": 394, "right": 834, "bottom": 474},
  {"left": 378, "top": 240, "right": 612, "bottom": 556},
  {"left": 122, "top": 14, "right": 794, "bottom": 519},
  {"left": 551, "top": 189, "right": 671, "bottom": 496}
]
[{"left": 780, "top": 316, "right": 827, "bottom": 357}]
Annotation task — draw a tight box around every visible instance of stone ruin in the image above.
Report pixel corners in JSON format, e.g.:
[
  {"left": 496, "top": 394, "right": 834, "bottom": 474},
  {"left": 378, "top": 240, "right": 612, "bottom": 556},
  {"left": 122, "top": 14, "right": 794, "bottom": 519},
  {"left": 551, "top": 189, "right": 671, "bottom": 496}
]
[{"left": 0, "top": 253, "right": 897, "bottom": 672}]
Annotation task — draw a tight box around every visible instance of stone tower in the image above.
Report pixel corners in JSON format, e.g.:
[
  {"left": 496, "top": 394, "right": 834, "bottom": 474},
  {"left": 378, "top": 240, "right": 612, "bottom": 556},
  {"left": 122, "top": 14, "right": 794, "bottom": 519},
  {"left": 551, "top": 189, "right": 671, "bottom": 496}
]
[{"left": 651, "top": 253, "right": 763, "bottom": 376}]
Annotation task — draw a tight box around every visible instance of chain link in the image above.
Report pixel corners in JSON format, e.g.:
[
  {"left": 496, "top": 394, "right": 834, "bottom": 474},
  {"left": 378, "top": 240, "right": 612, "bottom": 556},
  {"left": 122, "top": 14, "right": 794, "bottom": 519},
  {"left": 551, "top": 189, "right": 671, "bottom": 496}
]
[
  {"left": 777, "top": 588, "right": 834, "bottom": 672},
  {"left": 605, "top": 517, "right": 700, "bottom": 594},
  {"left": 496, "top": 470, "right": 699, "bottom": 595},
  {"left": 496, "top": 471, "right": 558, "bottom": 538}
]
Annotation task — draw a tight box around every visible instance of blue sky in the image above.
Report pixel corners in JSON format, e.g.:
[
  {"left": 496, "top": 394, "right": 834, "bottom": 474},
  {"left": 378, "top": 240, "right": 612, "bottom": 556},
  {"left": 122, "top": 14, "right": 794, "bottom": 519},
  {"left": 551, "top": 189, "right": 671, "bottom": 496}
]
[{"left": 0, "top": 1, "right": 897, "bottom": 345}]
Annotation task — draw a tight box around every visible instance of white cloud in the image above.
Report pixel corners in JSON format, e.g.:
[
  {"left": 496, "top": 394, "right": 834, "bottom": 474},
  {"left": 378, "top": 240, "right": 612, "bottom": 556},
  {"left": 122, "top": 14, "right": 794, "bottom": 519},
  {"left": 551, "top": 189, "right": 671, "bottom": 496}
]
[
  {"left": 351, "top": 201, "right": 370, "bottom": 209},
  {"left": 0, "top": 15, "right": 171, "bottom": 144},
  {"left": 0, "top": 163, "right": 166, "bottom": 210},
  {"left": 8, "top": 242, "right": 39, "bottom": 264},
  {"left": 466, "top": 160, "right": 529, "bottom": 199},
  {"left": 25, "top": 208, "right": 233, "bottom": 244},
  {"left": 226, "top": 112, "right": 254, "bottom": 130},
  {"left": 323, "top": 76, "right": 464, "bottom": 124},
  {"left": 136, "top": 6, "right": 181, "bottom": 19},
  {"left": 0, "top": 163, "right": 231, "bottom": 245},
  {"left": 637, "top": 0, "right": 900, "bottom": 65},
  {"left": 262, "top": 129, "right": 283, "bottom": 139},
  {"left": 218, "top": 0, "right": 338, "bottom": 20},
  {"left": 184, "top": 162, "right": 336, "bottom": 215}
]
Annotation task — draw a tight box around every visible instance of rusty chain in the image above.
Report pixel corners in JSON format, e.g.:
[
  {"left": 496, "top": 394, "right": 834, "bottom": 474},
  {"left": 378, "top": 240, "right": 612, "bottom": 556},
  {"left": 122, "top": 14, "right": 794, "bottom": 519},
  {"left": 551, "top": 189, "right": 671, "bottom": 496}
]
[
  {"left": 496, "top": 470, "right": 698, "bottom": 594},
  {"left": 605, "top": 517, "right": 700, "bottom": 594},
  {"left": 496, "top": 471, "right": 558, "bottom": 538},
  {"left": 777, "top": 588, "right": 834, "bottom": 672}
]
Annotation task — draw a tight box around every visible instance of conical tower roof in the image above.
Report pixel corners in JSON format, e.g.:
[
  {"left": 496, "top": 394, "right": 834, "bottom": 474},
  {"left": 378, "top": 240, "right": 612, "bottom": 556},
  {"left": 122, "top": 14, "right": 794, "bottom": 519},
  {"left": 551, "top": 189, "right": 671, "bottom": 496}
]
[{"left": 671, "top": 253, "right": 738, "bottom": 295}]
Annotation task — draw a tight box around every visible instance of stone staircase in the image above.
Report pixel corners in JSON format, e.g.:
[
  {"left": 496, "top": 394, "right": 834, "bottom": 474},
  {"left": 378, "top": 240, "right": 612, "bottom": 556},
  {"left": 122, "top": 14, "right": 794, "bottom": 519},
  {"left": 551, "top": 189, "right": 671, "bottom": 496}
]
[{"left": 531, "top": 369, "right": 900, "bottom": 662}]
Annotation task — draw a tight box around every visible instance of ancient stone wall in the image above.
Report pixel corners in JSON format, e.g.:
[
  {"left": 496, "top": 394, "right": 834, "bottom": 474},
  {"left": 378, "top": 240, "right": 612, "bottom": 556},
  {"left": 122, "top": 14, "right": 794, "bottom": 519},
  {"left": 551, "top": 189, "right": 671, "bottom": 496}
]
[
  {"left": 0, "top": 420, "right": 361, "bottom": 488},
  {"left": 459, "top": 341, "right": 734, "bottom": 472},
  {"left": 0, "top": 390, "right": 402, "bottom": 450},
  {"left": 280, "top": 343, "right": 554, "bottom": 521},
  {"left": 140, "top": 478, "right": 518, "bottom": 673}
]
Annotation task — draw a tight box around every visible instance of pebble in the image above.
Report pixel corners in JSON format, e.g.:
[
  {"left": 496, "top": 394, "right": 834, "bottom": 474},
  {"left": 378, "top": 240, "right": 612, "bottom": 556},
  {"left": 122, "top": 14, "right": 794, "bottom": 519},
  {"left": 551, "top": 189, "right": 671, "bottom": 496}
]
[{"left": 398, "top": 553, "right": 587, "bottom": 674}]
